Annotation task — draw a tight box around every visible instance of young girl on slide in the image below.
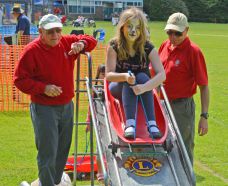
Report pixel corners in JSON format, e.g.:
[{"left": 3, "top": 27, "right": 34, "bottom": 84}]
[{"left": 105, "top": 7, "right": 166, "bottom": 139}]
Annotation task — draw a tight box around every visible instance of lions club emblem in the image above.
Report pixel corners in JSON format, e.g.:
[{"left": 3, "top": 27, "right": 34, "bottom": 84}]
[{"left": 124, "top": 156, "right": 162, "bottom": 177}]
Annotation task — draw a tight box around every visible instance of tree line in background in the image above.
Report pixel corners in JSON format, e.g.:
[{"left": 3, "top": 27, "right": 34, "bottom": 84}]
[{"left": 143, "top": 0, "right": 228, "bottom": 23}]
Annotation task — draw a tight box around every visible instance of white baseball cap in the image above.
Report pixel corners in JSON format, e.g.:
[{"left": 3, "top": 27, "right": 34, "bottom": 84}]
[
  {"left": 164, "top": 12, "right": 189, "bottom": 32},
  {"left": 39, "top": 14, "right": 63, "bottom": 30}
]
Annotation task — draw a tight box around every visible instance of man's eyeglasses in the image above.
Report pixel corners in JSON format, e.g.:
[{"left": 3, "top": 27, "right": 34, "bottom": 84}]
[
  {"left": 166, "top": 30, "right": 183, "bottom": 37},
  {"left": 46, "top": 28, "right": 62, "bottom": 35}
]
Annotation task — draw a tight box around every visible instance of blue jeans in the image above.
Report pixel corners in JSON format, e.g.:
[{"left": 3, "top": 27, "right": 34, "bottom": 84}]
[
  {"left": 109, "top": 72, "right": 156, "bottom": 121},
  {"left": 30, "top": 101, "right": 74, "bottom": 186}
]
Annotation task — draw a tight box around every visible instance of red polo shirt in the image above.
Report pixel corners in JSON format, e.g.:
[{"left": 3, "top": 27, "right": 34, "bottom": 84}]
[
  {"left": 159, "top": 37, "right": 208, "bottom": 100},
  {"left": 14, "top": 34, "right": 97, "bottom": 105}
]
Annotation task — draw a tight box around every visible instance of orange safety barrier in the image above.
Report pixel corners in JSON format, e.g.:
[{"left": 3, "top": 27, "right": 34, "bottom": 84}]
[
  {"left": 18, "top": 35, "right": 39, "bottom": 45},
  {"left": 0, "top": 44, "right": 107, "bottom": 111},
  {"left": 1, "top": 34, "right": 39, "bottom": 45}
]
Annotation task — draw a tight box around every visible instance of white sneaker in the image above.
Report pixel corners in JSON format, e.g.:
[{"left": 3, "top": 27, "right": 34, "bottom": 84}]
[
  {"left": 20, "top": 181, "right": 31, "bottom": 186},
  {"left": 30, "top": 179, "right": 40, "bottom": 186},
  {"left": 55, "top": 172, "right": 72, "bottom": 186}
]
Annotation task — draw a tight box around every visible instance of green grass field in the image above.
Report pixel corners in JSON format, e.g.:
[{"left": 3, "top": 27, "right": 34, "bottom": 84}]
[{"left": 0, "top": 21, "right": 228, "bottom": 186}]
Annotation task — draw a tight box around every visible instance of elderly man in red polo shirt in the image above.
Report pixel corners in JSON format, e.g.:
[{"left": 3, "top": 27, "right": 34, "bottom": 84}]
[{"left": 159, "top": 13, "right": 209, "bottom": 167}]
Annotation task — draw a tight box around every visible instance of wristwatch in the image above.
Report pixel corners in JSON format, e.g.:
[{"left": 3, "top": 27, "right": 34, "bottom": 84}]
[{"left": 200, "top": 112, "right": 209, "bottom": 119}]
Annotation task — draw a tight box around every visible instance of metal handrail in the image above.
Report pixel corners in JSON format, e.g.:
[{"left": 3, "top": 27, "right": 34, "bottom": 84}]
[
  {"left": 73, "top": 52, "right": 94, "bottom": 186},
  {"left": 85, "top": 77, "right": 109, "bottom": 186},
  {"left": 102, "top": 103, "right": 123, "bottom": 186},
  {"left": 160, "top": 85, "right": 195, "bottom": 186}
]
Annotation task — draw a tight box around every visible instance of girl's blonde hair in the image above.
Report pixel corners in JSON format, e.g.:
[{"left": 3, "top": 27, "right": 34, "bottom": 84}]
[{"left": 112, "top": 7, "right": 148, "bottom": 62}]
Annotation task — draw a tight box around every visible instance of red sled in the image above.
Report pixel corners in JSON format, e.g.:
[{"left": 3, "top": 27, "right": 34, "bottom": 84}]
[
  {"left": 65, "top": 155, "right": 98, "bottom": 173},
  {"left": 104, "top": 80, "right": 168, "bottom": 144}
]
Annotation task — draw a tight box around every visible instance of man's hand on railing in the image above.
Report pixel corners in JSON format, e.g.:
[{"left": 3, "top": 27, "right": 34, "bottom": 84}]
[{"left": 68, "top": 41, "right": 85, "bottom": 55}]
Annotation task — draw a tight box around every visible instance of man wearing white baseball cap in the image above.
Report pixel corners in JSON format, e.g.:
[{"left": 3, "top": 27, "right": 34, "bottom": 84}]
[
  {"left": 164, "top": 12, "right": 189, "bottom": 32},
  {"left": 14, "top": 14, "right": 97, "bottom": 186},
  {"left": 159, "top": 12, "right": 209, "bottom": 185},
  {"left": 39, "top": 13, "right": 63, "bottom": 29}
]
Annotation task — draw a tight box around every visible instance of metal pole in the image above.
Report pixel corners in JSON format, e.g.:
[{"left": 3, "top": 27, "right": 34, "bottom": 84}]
[
  {"left": 61, "top": 0, "right": 65, "bottom": 15},
  {"left": 73, "top": 56, "right": 81, "bottom": 186},
  {"left": 167, "top": 155, "right": 181, "bottom": 186},
  {"left": 85, "top": 52, "right": 94, "bottom": 186},
  {"left": 160, "top": 85, "right": 195, "bottom": 185},
  {"left": 85, "top": 78, "right": 110, "bottom": 186},
  {"left": 102, "top": 103, "right": 123, "bottom": 186}
]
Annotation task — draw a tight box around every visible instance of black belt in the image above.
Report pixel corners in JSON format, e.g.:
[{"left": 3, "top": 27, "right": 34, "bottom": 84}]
[{"left": 170, "top": 97, "right": 192, "bottom": 104}]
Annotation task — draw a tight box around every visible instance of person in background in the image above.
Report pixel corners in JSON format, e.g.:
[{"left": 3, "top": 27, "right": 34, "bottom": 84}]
[
  {"left": 159, "top": 12, "right": 209, "bottom": 180},
  {"left": 106, "top": 7, "right": 166, "bottom": 139},
  {"left": 10, "top": 6, "right": 30, "bottom": 102},
  {"left": 11, "top": 6, "right": 30, "bottom": 44},
  {"left": 53, "top": 7, "right": 61, "bottom": 16},
  {"left": 14, "top": 14, "right": 97, "bottom": 186}
]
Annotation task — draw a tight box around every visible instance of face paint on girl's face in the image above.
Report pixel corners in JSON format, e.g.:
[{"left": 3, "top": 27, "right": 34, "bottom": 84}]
[{"left": 123, "top": 18, "right": 141, "bottom": 43}]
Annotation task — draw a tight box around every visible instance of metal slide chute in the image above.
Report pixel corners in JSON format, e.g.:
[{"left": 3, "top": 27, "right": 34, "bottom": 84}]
[{"left": 72, "top": 52, "right": 195, "bottom": 186}]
